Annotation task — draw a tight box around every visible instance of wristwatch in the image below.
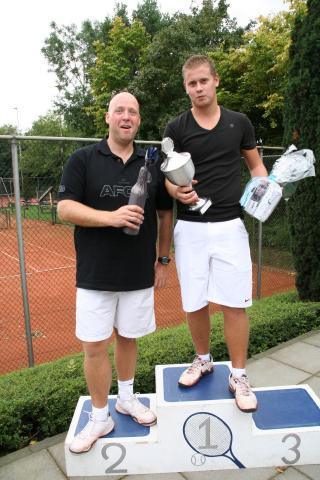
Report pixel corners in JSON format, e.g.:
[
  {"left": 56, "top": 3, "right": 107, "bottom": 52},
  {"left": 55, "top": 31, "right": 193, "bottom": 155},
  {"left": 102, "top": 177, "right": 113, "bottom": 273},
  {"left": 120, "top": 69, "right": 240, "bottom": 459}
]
[{"left": 158, "top": 256, "right": 171, "bottom": 265}]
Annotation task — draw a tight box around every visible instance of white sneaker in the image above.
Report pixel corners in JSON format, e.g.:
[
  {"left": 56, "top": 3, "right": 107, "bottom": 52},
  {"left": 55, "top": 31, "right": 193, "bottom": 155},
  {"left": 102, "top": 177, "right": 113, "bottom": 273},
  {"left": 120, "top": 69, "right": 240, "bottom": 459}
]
[
  {"left": 115, "top": 394, "right": 157, "bottom": 426},
  {"left": 229, "top": 374, "right": 258, "bottom": 413},
  {"left": 69, "top": 412, "right": 114, "bottom": 454},
  {"left": 178, "top": 355, "right": 214, "bottom": 387}
]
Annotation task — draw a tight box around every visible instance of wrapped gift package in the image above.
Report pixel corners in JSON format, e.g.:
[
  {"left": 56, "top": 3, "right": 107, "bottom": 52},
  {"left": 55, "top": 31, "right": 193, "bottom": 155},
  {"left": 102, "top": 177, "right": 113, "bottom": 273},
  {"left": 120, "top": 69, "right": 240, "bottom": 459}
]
[{"left": 240, "top": 177, "right": 283, "bottom": 222}]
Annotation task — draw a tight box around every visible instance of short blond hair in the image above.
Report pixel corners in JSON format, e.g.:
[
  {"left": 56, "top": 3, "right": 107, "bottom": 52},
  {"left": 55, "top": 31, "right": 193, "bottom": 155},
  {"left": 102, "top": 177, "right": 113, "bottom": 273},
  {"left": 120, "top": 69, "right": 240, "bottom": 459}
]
[{"left": 182, "top": 55, "right": 217, "bottom": 81}]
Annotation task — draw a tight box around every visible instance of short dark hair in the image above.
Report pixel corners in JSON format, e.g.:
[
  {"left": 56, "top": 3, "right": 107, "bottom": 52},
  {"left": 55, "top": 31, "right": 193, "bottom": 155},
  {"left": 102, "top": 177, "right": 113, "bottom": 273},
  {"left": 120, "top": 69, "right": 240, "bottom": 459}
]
[{"left": 182, "top": 55, "right": 217, "bottom": 80}]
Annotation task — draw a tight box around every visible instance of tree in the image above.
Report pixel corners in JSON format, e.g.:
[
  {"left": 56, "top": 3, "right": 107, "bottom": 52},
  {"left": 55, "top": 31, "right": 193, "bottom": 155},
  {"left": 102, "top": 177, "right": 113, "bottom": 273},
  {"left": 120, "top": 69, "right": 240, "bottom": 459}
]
[
  {"left": 42, "top": 18, "right": 112, "bottom": 136},
  {"left": 210, "top": 7, "right": 301, "bottom": 144},
  {"left": 283, "top": 0, "right": 320, "bottom": 300},
  {"left": 129, "top": 0, "right": 245, "bottom": 139},
  {"left": 89, "top": 17, "right": 150, "bottom": 133},
  {"left": 0, "top": 125, "right": 17, "bottom": 178},
  {"left": 21, "top": 114, "right": 78, "bottom": 188},
  {"left": 132, "top": 0, "right": 172, "bottom": 36}
]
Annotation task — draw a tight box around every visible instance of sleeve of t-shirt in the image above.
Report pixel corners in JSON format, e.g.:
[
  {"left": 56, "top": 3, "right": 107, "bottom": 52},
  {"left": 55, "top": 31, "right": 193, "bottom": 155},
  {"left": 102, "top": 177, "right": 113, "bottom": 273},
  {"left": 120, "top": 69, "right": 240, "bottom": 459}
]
[
  {"left": 155, "top": 164, "right": 173, "bottom": 211},
  {"left": 241, "top": 115, "right": 257, "bottom": 150},
  {"left": 58, "top": 151, "right": 86, "bottom": 203},
  {"left": 163, "top": 120, "right": 183, "bottom": 153}
]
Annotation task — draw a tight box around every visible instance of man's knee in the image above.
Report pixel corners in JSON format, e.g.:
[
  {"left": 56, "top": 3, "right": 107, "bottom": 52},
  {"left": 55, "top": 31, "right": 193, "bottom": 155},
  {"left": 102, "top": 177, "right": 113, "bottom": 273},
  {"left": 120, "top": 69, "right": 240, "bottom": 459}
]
[{"left": 83, "top": 339, "right": 110, "bottom": 359}]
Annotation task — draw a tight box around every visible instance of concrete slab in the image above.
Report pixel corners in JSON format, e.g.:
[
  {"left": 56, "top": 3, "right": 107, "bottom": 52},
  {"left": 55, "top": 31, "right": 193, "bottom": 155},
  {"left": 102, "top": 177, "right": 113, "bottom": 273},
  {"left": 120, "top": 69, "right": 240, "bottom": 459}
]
[
  {"left": 269, "top": 342, "right": 320, "bottom": 374},
  {"left": 0, "top": 446, "right": 32, "bottom": 468},
  {"left": 303, "top": 332, "right": 320, "bottom": 348},
  {"left": 49, "top": 442, "right": 124, "bottom": 480},
  {"left": 271, "top": 466, "right": 312, "bottom": 479},
  {"left": 182, "top": 466, "right": 277, "bottom": 479},
  {"left": 295, "top": 463, "right": 320, "bottom": 479},
  {"left": 246, "top": 357, "right": 310, "bottom": 387},
  {"left": 48, "top": 443, "right": 67, "bottom": 476},
  {"left": 121, "top": 475, "right": 184, "bottom": 480},
  {"left": 0, "top": 449, "right": 66, "bottom": 480},
  {"left": 300, "top": 375, "right": 320, "bottom": 398}
]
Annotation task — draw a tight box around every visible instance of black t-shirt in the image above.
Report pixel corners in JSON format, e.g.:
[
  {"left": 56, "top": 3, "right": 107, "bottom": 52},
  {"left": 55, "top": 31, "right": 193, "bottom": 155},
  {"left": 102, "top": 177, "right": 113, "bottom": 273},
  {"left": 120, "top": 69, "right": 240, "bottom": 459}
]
[
  {"left": 164, "top": 107, "right": 256, "bottom": 222},
  {"left": 58, "top": 139, "right": 173, "bottom": 291}
]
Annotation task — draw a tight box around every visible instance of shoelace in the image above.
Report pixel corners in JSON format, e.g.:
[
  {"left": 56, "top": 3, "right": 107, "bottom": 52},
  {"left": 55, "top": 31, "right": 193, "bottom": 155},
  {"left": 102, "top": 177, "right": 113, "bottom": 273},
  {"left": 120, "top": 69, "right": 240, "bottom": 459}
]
[
  {"left": 234, "top": 376, "right": 251, "bottom": 396},
  {"left": 125, "top": 393, "right": 148, "bottom": 414},
  {"left": 78, "top": 412, "right": 95, "bottom": 438},
  {"left": 78, "top": 411, "right": 109, "bottom": 438},
  {"left": 186, "top": 356, "right": 203, "bottom": 374}
]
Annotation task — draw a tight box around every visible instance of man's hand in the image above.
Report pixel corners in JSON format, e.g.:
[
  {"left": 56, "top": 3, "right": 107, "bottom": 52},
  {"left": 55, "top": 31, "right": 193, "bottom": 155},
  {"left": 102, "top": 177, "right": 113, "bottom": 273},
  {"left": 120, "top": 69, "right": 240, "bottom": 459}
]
[
  {"left": 109, "top": 205, "right": 144, "bottom": 229},
  {"left": 165, "top": 179, "right": 199, "bottom": 204},
  {"left": 154, "top": 262, "right": 169, "bottom": 289},
  {"left": 175, "top": 185, "right": 199, "bottom": 205}
]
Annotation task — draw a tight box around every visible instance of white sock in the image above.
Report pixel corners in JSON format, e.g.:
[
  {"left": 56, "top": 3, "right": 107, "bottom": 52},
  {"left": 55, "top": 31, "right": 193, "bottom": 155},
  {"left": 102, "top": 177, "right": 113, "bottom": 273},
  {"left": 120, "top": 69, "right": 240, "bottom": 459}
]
[
  {"left": 92, "top": 404, "right": 109, "bottom": 421},
  {"left": 118, "top": 378, "right": 134, "bottom": 401},
  {"left": 198, "top": 353, "right": 211, "bottom": 362},
  {"left": 232, "top": 367, "right": 246, "bottom": 378}
]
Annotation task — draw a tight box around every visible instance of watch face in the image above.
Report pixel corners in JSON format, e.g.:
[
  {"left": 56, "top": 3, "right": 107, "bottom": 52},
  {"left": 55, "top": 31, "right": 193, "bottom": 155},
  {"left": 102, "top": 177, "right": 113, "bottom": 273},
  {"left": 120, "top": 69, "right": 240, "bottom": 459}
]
[{"left": 158, "top": 256, "right": 170, "bottom": 265}]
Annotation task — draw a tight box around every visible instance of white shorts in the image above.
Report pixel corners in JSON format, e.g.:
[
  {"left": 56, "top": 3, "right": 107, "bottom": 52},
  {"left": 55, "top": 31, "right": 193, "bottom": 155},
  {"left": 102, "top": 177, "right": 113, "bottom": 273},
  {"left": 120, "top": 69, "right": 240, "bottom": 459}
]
[
  {"left": 174, "top": 218, "right": 252, "bottom": 312},
  {"left": 76, "top": 287, "right": 156, "bottom": 341}
]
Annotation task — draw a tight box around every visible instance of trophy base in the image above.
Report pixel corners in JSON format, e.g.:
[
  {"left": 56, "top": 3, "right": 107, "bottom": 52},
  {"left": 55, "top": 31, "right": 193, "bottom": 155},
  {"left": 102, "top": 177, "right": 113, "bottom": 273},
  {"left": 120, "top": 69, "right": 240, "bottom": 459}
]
[{"left": 188, "top": 197, "right": 212, "bottom": 215}]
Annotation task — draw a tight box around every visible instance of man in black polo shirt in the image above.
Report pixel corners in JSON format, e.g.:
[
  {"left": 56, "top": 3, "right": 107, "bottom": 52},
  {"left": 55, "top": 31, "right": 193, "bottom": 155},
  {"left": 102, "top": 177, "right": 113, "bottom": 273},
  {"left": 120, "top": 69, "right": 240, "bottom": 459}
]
[
  {"left": 58, "top": 91, "right": 173, "bottom": 454},
  {"left": 164, "top": 55, "right": 268, "bottom": 413}
]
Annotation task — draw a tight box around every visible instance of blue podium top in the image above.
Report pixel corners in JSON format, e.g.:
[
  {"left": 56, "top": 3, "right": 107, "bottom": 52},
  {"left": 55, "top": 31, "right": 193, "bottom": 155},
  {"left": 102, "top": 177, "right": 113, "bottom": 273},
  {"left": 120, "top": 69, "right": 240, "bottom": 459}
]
[
  {"left": 75, "top": 398, "right": 151, "bottom": 438},
  {"left": 163, "top": 364, "right": 233, "bottom": 402},
  {"left": 162, "top": 365, "right": 320, "bottom": 430},
  {"left": 253, "top": 388, "right": 320, "bottom": 430}
]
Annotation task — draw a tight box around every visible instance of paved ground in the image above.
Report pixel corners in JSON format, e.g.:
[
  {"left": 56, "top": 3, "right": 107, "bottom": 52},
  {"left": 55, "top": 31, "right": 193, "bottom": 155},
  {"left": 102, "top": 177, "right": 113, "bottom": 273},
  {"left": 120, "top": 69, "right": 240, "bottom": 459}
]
[{"left": 1, "top": 330, "right": 320, "bottom": 480}]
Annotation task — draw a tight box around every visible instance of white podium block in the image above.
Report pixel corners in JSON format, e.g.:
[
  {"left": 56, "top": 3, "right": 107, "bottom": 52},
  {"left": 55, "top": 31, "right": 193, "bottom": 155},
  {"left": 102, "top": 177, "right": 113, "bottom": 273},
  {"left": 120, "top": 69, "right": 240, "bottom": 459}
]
[{"left": 65, "top": 362, "right": 320, "bottom": 476}]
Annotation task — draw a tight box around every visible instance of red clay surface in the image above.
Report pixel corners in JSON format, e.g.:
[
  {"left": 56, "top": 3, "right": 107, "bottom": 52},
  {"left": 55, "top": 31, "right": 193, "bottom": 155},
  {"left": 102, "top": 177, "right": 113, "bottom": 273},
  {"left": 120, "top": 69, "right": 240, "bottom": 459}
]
[{"left": 0, "top": 218, "right": 295, "bottom": 374}]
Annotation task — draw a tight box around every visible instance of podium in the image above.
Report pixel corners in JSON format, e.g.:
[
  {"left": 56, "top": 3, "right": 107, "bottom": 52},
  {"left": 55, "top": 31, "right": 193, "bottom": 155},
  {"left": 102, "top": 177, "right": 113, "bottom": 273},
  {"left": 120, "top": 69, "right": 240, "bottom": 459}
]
[{"left": 65, "top": 362, "right": 320, "bottom": 476}]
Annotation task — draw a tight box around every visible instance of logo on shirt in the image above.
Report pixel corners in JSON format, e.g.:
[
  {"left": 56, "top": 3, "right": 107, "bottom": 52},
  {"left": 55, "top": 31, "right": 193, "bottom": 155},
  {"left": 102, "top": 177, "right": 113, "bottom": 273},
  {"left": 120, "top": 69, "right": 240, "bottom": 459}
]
[
  {"left": 58, "top": 185, "right": 65, "bottom": 193},
  {"left": 100, "top": 184, "right": 132, "bottom": 198}
]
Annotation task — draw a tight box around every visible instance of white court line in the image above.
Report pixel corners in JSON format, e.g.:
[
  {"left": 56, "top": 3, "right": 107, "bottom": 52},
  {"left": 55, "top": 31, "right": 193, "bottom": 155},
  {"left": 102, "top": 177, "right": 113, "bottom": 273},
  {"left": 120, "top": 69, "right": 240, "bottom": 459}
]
[
  {"left": 4, "top": 232, "right": 76, "bottom": 262},
  {"left": 0, "top": 250, "right": 38, "bottom": 271},
  {"left": 0, "top": 264, "right": 75, "bottom": 280}
]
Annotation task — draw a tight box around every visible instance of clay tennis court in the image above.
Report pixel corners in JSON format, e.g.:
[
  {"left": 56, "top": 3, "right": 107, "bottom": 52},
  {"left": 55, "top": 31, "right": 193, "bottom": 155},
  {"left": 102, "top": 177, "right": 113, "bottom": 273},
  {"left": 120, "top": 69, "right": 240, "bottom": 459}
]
[{"left": 0, "top": 217, "right": 295, "bottom": 374}]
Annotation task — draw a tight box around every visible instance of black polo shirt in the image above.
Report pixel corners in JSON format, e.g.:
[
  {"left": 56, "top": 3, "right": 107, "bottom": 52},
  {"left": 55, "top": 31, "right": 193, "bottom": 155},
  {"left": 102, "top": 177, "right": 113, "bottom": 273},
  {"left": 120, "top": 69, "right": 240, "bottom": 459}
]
[
  {"left": 164, "top": 107, "right": 257, "bottom": 222},
  {"left": 58, "top": 139, "right": 173, "bottom": 291}
]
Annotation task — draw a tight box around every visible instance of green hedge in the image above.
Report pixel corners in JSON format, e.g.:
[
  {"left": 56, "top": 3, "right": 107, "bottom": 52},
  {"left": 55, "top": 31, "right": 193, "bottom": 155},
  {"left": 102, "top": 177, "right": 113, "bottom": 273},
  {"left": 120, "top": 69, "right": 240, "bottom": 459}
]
[{"left": 0, "top": 291, "right": 319, "bottom": 455}]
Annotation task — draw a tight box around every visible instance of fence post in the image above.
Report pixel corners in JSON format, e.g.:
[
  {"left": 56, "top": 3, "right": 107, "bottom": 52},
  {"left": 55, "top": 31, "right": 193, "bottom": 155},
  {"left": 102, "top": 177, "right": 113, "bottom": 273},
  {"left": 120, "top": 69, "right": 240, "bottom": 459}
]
[
  {"left": 256, "top": 145, "right": 264, "bottom": 299},
  {"left": 11, "top": 138, "right": 34, "bottom": 367}
]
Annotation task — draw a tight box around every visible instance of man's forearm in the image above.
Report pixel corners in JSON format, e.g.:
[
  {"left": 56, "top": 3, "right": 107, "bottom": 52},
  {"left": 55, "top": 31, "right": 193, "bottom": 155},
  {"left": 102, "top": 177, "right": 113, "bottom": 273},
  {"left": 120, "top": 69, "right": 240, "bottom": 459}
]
[
  {"left": 164, "top": 179, "right": 178, "bottom": 199},
  {"left": 250, "top": 164, "right": 268, "bottom": 177},
  {"left": 57, "top": 199, "right": 112, "bottom": 227},
  {"left": 157, "top": 209, "right": 173, "bottom": 257}
]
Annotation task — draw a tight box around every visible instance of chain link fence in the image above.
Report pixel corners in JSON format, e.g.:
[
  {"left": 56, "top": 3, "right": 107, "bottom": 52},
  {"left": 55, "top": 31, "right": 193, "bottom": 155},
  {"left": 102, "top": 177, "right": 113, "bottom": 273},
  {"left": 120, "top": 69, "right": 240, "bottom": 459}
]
[{"left": 0, "top": 136, "right": 295, "bottom": 374}]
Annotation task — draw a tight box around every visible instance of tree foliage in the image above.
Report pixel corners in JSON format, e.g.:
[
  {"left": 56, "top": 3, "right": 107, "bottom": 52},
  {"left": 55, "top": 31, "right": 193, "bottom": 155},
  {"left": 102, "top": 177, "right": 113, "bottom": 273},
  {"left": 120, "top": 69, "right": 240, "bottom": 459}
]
[
  {"left": 21, "top": 114, "right": 78, "bottom": 185},
  {"left": 129, "top": 0, "right": 245, "bottom": 139},
  {"left": 0, "top": 125, "right": 17, "bottom": 178},
  {"left": 40, "top": 0, "right": 305, "bottom": 143},
  {"left": 210, "top": 9, "right": 299, "bottom": 144},
  {"left": 89, "top": 16, "right": 150, "bottom": 133},
  {"left": 42, "top": 19, "right": 112, "bottom": 136},
  {"left": 132, "top": 0, "right": 172, "bottom": 36},
  {"left": 283, "top": 0, "right": 320, "bottom": 300}
]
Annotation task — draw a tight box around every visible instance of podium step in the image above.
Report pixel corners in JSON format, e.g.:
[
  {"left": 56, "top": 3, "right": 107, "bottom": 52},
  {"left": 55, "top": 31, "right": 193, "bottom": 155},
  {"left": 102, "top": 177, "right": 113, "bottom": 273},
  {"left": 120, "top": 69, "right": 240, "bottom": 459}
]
[{"left": 65, "top": 362, "right": 320, "bottom": 476}]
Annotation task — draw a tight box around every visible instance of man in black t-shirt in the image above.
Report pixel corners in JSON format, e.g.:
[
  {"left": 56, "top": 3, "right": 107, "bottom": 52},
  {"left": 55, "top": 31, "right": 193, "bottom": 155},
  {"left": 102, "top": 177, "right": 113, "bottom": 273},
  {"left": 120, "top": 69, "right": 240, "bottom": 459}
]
[
  {"left": 164, "top": 55, "right": 268, "bottom": 413},
  {"left": 58, "top": 92, "right": 173, "bottom": 453}
]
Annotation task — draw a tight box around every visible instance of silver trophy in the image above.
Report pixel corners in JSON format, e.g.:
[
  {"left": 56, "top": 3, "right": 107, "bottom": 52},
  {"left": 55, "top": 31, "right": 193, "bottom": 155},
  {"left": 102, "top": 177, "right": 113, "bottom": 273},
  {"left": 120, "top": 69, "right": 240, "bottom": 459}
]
[{"left": 161, "top": 137, "right": 212, "bottom": 215}]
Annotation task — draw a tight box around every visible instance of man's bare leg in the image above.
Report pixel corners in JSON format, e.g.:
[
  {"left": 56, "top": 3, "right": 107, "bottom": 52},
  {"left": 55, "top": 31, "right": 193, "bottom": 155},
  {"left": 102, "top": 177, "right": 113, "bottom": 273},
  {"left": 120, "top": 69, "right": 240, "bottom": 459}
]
[
  {"left": 221, "top": 306, "right": 249, "bottom": 368},
  {"left": 186, "top": 305, "right": 211, "bottom": 354},
  {"left": 113, "top": 329, "right": 157, "bottom": 425},
  {"left": 178, "top": 305, "right": 213, "bottom": 387},
  {"left": 114, "top": 329, "right": 137, "bottom": 381},
  {"left": 83, "top": 338, "right": 112, "bottom": 407},
  {"left": 221, "top": 306, "right": 257, "bottom": 412}
]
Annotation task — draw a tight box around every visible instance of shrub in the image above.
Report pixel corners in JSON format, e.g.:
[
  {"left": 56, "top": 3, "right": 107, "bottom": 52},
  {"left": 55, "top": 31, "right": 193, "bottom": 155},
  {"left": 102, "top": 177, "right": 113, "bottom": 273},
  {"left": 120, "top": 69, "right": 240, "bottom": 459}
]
[{"left": 0, "top": 291, "right": 319, "bottom": 455}]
